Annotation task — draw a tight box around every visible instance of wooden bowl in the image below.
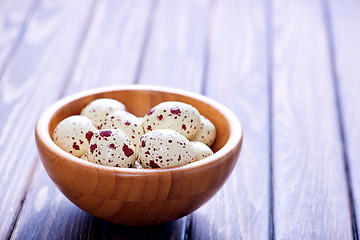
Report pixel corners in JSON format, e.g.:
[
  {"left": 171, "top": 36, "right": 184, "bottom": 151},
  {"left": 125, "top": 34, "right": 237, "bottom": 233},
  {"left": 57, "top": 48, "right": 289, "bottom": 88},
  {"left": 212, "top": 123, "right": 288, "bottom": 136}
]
[{"left": 35, "top": 85, "right": 243, "bottom": 226}]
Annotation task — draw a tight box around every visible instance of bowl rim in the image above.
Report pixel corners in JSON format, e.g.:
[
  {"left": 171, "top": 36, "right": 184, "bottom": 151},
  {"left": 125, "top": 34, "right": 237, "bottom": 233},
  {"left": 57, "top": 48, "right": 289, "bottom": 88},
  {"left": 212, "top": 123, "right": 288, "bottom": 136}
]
[{"left": 36, "top": 85, "right": 243, "bottom": 175}]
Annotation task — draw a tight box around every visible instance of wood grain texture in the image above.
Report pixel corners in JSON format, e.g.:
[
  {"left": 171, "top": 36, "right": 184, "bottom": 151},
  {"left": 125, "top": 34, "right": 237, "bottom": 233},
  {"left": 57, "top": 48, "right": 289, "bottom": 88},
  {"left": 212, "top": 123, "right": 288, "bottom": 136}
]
[
  {"left": 327, "top": 0, "right": 360, "bottom": 235},
  {"left": 187, "top": 0, "right": 270, "bottom": 239},
  {"left": 64, "top": 0, "right": 155, "bottom": 94},
  {"left": 139, "top": 0, "right": 209, "bottom": 92},
  {"left": 1, "top": 0, "right": 358, "bottom": 239},
  {"left": 0, "top": 0, "right": 36, "bottom": 74},
  {"left": 0, "top": 0, "right": 95, "bottom": 238},
  {"left": 272, "top": 0, "right": 352, "bottom": 238}
]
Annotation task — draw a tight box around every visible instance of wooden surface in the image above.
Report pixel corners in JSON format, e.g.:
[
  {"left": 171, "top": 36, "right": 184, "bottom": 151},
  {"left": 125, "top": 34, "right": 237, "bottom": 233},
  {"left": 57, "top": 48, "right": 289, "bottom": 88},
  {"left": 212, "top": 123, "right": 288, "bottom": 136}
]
[
  {"left": 272, "top": 0, "right": 352, "bottom": 238},
  {"left": 0, "top": 0, "right": 359, "bottom": 239}
]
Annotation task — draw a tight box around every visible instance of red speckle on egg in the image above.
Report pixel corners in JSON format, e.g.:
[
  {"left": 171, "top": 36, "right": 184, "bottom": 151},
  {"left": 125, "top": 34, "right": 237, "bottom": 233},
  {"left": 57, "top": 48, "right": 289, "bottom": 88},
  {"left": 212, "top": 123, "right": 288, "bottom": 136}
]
[
  {"left": 182, "top": 124, "right": 186, "bottom": 130},
  {"left": 122, "top": 144, "right": 134, "bottom": 157},
  {"left": 147, "top": 125, "right": 152, "bottom": 131},
  {"left": 157, "top": 115, "right": 163, "bottom": 120},
  {"left": 72, "top": 142, "right": 80, "bottom": 150},
  {"left": 86, "top": 131, "right": 94, "bottom": 142},
  {"left": 141, "top": 140, "right": 146, "bottom": 147},
  {"left": 100, "top": 130, "right": 112, "bottom": 137},
  {"left": 79, "top": 140, "right": 84, "bottom": 144},
  {"left": 170, "top": 107, "right": 181, "bottom": 115},
  {"left": 125, "top": 121, "right": 131, "bottom": 126},
  {"left": 150, "top": 160, "right": 160, "bottom": 168},
  {"left": 90, "top": 144, "right": 97, "bottom": 154},
  {"left": 109, "top": 143, "right": 116, "bottom": 150}
]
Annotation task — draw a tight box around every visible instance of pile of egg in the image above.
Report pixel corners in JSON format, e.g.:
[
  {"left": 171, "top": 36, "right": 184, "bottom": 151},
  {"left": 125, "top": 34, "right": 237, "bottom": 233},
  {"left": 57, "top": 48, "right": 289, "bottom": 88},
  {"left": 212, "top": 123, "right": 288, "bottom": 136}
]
[{"left": 52, "top": 99, "right": 216, "bottom": 169}]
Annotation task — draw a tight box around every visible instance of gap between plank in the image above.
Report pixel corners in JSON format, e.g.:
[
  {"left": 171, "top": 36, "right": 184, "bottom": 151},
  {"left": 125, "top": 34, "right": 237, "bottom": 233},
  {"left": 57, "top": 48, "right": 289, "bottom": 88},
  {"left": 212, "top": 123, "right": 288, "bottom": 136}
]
[
  {"left": 321, "top": 0, "right": 359, "bottom": 239},
  {"left": 133, "top": 0, "right": 161, "bottom": 85},
  {"left": 199, "top": 0, "right": 216, "bottom": 95},
  {"left": 58, "top": 0, "right": 100, "bottom": 99},
  {"left": 265, "top": 0, "right": 275, "bottom": 239},
  {"left": 184, "top": 215, "right": 193, "bottom": 240},
  {"left": 5, "top": 157, "right": 39, "bottom": 240},
  {"left": 0, "top": 0, "right": 40, "bottom": 82},
  {"left": 184, "top": 0, "right": 216, "bottom": 237}
]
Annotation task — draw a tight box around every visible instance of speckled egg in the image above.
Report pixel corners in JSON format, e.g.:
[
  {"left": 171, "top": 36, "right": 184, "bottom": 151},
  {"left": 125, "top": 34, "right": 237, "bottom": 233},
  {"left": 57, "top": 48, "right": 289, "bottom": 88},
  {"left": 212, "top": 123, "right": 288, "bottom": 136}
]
[
  {"left": 102, "top": 110, "right": 144, "bottom": 152},
  {"left": 52, "top": 115, "right": 97, "bottom": 157},
  {"left": 143, "top": 101, "right": 201, "bottom": 139},
  {"left": 190, "top": 115, "right": 216, "bottom": 147},
  {"left": 137, "top": 129, "right": 197, "bottom": 168},
  {"left": 191, "top": 141, "right": 213, "bottom": 161},
  {"left": 80, "top": 98, "right": 126, "bottom": 129},
  {"left": 87, "top": 129, "right": 136, "bottom": 168}
]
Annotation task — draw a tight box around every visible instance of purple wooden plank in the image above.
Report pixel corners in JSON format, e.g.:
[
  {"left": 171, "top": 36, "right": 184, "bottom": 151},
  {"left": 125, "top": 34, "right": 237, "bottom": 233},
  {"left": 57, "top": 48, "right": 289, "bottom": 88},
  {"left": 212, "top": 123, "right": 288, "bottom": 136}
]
[
  {"left": 0, "top": 0, "right": 36, "bottom": 74},
  {"left": 327, "top": 0, "right": 360, "bottom": 236},
  {"left": 272, "top": 0, "right": 352, "bottom": 238},
  {"left": 63, "top": 0, "right": 156, "bottom": 94},
  {"left": 139, "top": 0, "right": 209, "bottom": 92},
  {"left": 188, "top": 0, "right": 270, "bottom": 238}
]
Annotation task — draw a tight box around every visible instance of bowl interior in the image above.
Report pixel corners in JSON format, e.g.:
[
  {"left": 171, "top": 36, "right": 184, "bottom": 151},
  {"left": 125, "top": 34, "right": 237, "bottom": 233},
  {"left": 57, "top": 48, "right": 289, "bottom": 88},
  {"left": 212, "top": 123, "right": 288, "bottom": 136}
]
[{"left": 48, "top": 89, "right": 230, "bottom": 154}]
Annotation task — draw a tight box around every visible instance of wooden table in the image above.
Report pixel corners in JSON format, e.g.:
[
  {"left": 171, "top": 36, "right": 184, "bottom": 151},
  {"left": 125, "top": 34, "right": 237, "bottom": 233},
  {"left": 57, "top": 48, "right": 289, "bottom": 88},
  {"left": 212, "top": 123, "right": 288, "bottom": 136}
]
[{"left": 1, "top": 0, "right": 359, "bottom": 239}]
